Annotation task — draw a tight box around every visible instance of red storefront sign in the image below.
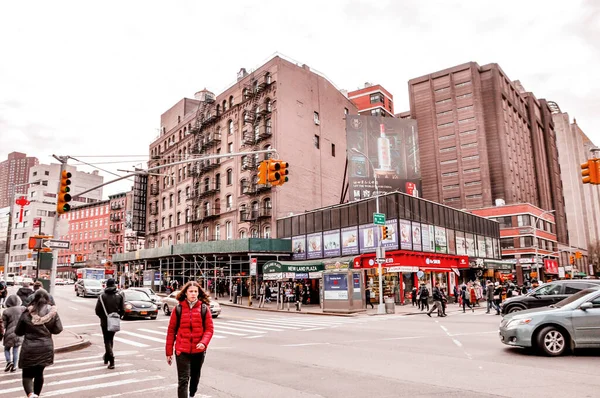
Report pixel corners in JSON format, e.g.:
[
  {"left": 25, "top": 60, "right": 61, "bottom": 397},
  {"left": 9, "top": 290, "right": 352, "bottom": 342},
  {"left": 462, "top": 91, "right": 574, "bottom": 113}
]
[
  {"left": 354, "top": 250, "right": 469, "bottom": 271},
  {"left": 544, "top": 259, "right": 559, "bottom": 274}
]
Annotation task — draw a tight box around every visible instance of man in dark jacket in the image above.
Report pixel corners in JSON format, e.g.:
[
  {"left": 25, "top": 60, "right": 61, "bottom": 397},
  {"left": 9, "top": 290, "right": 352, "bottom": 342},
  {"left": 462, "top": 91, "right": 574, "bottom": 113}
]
[
  {"left": 16, "top": 282, "right": 34, "bottom": 305},
  {"left": 95, "top": 279, "right": 124, "bottom": 369},
  {"left": 24, "top": 281, "right": 55, "bottom": 306},
  {"left": 427, "top": 285, "right": 445, "bottom": 317}
]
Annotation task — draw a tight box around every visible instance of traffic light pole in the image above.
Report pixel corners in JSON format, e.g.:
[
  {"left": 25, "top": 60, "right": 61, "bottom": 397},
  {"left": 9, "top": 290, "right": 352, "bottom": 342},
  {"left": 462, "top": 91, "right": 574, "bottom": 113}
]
[{"left": 49, "top": 156, "right": 68, "bottom": 296}]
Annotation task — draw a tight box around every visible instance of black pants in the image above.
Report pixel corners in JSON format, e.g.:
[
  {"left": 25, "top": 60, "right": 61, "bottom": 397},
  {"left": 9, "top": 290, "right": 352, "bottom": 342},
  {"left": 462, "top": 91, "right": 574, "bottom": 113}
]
[
  {"left": 22, "top": 365, "right": 45, "bottom": 396},
  {"left": 366, "top": 298, "right": 374, "bottom": 309},
  {"left": 420, "top": 299, "right": 429, "bottom": 311},
  {"left": 101, "top": 328, "right": 116, "bottom": 364},
  {"left": 176, "top": 352, "right": 206, "bottom": 398}
]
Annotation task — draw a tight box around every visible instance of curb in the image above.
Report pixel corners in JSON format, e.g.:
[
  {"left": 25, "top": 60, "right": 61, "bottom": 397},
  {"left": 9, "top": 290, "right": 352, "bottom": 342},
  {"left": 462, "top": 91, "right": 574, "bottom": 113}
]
[
  {"left": 54, "top": 330, "right": 92, "bottom": 354},
  {"left": 218, "top": 301, "right": 359, "bottom": 317},
  {"left": 392, "top": 305, "right": 490, "bottom": 316}
]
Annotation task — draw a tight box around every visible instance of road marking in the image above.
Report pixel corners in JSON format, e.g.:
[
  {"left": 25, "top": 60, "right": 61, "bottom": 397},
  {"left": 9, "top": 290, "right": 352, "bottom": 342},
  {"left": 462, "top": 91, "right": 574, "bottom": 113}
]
[
  {"left": 119, "top": 330, "right": 166, "bottom": 343},
  {"left": 222, "top": 321, "right": 285, "bottom": 331},
  {"left": 64, "top": 323, "right": 99, "bottom": 328},
  {"left": 0, "top": 364, "right": 133, "bottom": 385},
  {"left": 300, "top": 327, "right": 325, "bottom": 331},
  {"left": 245, "top": 335, "right": 264, "bottom": 339},
  {"left": 93, "top": 333, "right": 150, "bottom": 347},
  {"left": 68, "top": 306, "right": 78, "bottom": 310},
  {"left": 138, "top": 328, "right": 166, "bottom": 336},
  {"left": 30, "top": 375, "right": 163, "bottom": 397},
  {"left": 282, "top": 342, "right": 330, "bottom": 347},
  {"left": 211, "top": 329, "right": 247, "bottom": 336},
  {"left": 452, "top": 339, "right": 463, "bottom": 347},
  {"left": 449, "top": 331, "right": 498, "bottom": 337},
  {"left": 231, "top": 320, "right": 301, "bottom": 329},
  {"left": 70, "top": 299, "right": 89, "bottom": 303},
  {"left": 381, "top": 336, "right": 426, "bottom": 341},
  {"left": 97, "top": 383, "right": 179, "bottom": 398},
  {"left": 440, "top": 325, "right": 449, "bottom": 333},
  {"left": 216, "top": 324, "right": 266, "bottom": 334}
]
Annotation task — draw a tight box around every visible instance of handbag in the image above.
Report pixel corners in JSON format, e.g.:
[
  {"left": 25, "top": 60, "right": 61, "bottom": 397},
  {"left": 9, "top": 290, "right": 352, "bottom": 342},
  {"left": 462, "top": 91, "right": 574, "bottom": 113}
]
[{"left": 100, "top": 294, "right": 121, "bottom": 332}]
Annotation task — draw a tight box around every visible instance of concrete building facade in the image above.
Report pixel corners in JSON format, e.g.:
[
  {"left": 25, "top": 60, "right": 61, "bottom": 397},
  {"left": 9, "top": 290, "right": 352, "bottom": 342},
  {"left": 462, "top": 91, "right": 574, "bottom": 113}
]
[
  {"left": 0, "top": 152, "right": 38, "bottom": 208},
  {"left": 146, "top": 55, "right": 357, "bottom": 249},
  {"left": 408, "top": 62, "right": 568, "bottom": 249}
]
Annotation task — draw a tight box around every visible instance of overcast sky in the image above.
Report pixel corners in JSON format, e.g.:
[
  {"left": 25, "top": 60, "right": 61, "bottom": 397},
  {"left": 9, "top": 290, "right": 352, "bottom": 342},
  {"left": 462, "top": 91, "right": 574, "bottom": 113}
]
[{"left": 1, "top": 0, "right": 598, "bottom": 198}]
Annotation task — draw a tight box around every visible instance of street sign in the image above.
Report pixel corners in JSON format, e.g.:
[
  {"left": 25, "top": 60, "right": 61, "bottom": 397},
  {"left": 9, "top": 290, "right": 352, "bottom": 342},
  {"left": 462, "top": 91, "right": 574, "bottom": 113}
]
[
  {"left": 373, "top": 212, "right": 386, "bottom": 225},
  {"left": 250, "top": 258, "right": 257, "bottom": 276},
  {"left": 42, "top": 239, "right": 71, "bottom": 249}
]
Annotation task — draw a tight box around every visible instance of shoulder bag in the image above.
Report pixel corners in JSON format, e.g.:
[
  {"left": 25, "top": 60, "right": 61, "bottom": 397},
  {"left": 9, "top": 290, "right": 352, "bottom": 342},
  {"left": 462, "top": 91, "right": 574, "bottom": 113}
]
[{"left": 100, "top": 295, "right": 121, "bottom": 332}]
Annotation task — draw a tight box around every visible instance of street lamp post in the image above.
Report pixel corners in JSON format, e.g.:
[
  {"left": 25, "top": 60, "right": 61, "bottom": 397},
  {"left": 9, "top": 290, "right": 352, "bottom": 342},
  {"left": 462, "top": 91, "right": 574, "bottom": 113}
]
[
  {"left": 533, "top": 209, "right": 556, "bottom": 282},
  {"left": 351, "top": 148, "right": 386, "bottom": 315}
]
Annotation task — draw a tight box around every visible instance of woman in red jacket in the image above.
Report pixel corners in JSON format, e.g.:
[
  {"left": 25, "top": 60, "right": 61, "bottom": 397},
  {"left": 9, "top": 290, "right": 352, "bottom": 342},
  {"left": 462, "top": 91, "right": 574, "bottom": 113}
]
[{"left": 165, "top": 281, "right": 214, "bottom": 398}]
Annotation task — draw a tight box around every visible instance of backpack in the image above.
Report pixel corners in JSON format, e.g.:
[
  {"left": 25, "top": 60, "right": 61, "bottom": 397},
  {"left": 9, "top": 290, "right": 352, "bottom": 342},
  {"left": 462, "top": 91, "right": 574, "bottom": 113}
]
[{"left": 175, "top": 302, "right": 207, "bottom": 338}]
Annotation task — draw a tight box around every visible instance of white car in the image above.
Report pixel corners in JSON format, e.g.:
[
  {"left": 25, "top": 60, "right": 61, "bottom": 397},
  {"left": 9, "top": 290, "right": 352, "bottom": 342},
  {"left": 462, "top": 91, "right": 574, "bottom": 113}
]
[
  {"left": 22, "top": 277, "right": 34, "bottom": 285},
  {"left": 55, "top": 278, "right": 66, "bottom": 285}
]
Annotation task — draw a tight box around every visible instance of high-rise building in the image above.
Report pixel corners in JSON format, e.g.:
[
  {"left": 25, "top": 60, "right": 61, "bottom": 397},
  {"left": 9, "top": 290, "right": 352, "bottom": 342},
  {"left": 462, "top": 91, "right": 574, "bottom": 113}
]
[
  {"left": 7, "top": 164, "right": 104, "bottom": 276},
  {"left": 146, "top": 55, "right": 357, "bottom": 249},
  {"left": 0, "top": 206, "right": 10, "bottom": 271},
  {"left": 0, "top": 152, "right": 38, "bottom": 208},
  {"left": 347, "top": 83, "right": 394, "bottom": 117},
  {"left": 408, "top": 62, "right": 567, "bottom": 248}
]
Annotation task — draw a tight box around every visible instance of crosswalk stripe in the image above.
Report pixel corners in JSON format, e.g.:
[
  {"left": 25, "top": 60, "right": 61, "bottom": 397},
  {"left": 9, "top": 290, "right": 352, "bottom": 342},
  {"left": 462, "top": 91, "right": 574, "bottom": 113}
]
[
  {"left": 93, "top": 333, "right": 150, "bottom": 347},
  {"left": 138, "top": 328, "right": 167, "bottom": 335},
  {"left": 232, "top": 320, "right": 301, "bottom": 329},
  {"left": 216, "top": 324, "right": 266, "bottom": 334},
  {"left": 0, "top": 369, "right": 143, "bottom": 395},
  {"left": 211, "top": 329, "right": 247, "bottom": 336},
  {"left": 222, "top": 321, "right": 285, "bottom": 331},
  {"left": 119, "top": 331, "right": 166, "bottom": 343},
  {"left": 31, "top": 375, "right": 163, "bottom": 397},
  {"left": 258, "top": 317, "right": 350, "bottom": 325},
  {"left": 97, "top": 383, "right": 179, "bottom": 398},
  {"left": 0, "top": 364, "right": 133, "bottom": 386},
  {"left": 257, "top": 319, "right": 345, "bottom": 328}
]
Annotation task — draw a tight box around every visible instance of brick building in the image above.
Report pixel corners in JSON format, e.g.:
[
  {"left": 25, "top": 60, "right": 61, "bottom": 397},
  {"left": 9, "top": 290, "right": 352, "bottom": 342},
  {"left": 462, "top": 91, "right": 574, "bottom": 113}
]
[
  {"left": 0, "top": 152, "right": 38, "bottom": 208},
  {"left": 146, "top": 55, "right": 357, "bottom": 249},
  {"left": 347, "top": 83, "right": 394, "bottom": 117},
  {"left": 408, "top": 62, "right": 568, "bottom": 249},
  {"left": 108, "top": 192, "right": 126, "bottom": 256}
]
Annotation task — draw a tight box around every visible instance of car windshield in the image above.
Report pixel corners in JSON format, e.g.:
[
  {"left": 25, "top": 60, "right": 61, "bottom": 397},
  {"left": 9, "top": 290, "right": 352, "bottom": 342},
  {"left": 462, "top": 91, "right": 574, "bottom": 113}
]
[
  {"left": 124, "top": 290, "right": 151, "bottom": 301},
  {"left": 554, "top": 288, "right": 600, "bottom": 308},
  {"left": 84, "top": 280, "right": 102, "bottom": 286}
]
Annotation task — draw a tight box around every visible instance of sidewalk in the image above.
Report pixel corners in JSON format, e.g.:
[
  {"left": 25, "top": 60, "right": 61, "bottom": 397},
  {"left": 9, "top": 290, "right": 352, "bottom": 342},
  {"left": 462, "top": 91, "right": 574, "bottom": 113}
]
[{"left": 54, "top": 329, "right": 91, "bottom": 353}]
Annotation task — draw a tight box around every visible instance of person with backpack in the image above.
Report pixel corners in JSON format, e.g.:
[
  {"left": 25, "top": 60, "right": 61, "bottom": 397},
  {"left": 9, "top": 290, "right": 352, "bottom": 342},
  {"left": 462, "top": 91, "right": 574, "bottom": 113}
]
[
  {"left": 3, "top": 295, "right": 25, "bottom": 372},
  {"left": 95, "top": 279, "right": 124, "bottom": 369},
  {"left": 419, "top": 284, "right": 429, "bottom": 312},
  {"left": 427, "top": 285, "right": 444, "bottom": 317},
  {"left": 166, "top": 281, "right": 214, "bottom": 398}
]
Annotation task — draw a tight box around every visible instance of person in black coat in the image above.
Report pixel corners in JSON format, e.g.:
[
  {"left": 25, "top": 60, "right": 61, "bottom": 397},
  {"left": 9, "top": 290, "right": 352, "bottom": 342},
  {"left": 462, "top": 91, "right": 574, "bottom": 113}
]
[
  {"left": 2, "top": 294, "right": 25, "bottom": 372},
  {"left": 15, "top": 289, "right": 62, "bottom": 398},
  {"left": 95, "top": 279, "right": 124, "bottom": 369},
  {"left": 16, "top": 282, "right": 34, "bottom": 306}
]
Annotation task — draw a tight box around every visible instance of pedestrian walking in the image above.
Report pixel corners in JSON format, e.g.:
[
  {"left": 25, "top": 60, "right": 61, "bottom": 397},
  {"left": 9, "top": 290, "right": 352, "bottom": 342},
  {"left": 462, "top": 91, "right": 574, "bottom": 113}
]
[
  {"left": 469, "top": 284, "right": 477, "bottom": 308},
  {"left": 258, "top": 283, "right": 265, "bottom": 308},
  {"left": 265, "top": 284, "right": 272, "bottom": 303},
  {"left": 16, "top": 282, "right": 33, "bottom": 306},
  {"left": 493, "top": 282, "right": 503, "bottom": 315},
  {"left": 165, "top": 281, "right": 214, "bottom": 398},
  {"left": 295, "top": 283, "right": 302, "bottom": 311},
  {"left": 16, "top": 289, "right": 63, "bottom": 398},
  {"left": 95, "top": 278, "right": 124, "bottom": 369},
  {"left": 440, "top": 288, "right": 448, "bottom": 316},
  {"left": 453, "top": 285, "right": 459, "bottom": 305},
  {"left": 427, "top": 285, "right": 445, "bottom": 317},
  {"left": 2, "top": 295, "right": 24, "bottom": 372},
  {"left": 232, "top": 282, "right": 238, "bottom": 304},
  {"left": 419, "top": 285, "right": 429, "bottom": 312},
  {"left": 0, "top": 281, "right": 7, "bottom": 308},
  {"left": 485, "top": 281, "right": 494, "bottom": 313},
  {"left": 461, "top": 285, "right": 474, "bottom": 313},
  {"left": 365, "top": 287, "right": 374, "bottom": 309},
  {"left": 411, "top": 287, "right": 418, "bottom": 307},
  {"left": 24, "top": 281, "right": 55, "bottom": 307}
]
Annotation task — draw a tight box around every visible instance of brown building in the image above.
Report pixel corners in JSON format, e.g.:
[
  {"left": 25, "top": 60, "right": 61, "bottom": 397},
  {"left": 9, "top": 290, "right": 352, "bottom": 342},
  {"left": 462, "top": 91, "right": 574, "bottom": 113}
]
[
  {"left": 408, "top": 62, "right": 567, "bottom": 247},
  {"left": 0, "top": 152, "right": 38, "bottom": 208},
  {"left": 347, "top": 83, "right": 394, "bottom": 117},
  {"left": 146, "top": 56, "right": 357, "bottom": 248},
  {"left": 108, "top": 192, "right": 127, "bottom": 256}
]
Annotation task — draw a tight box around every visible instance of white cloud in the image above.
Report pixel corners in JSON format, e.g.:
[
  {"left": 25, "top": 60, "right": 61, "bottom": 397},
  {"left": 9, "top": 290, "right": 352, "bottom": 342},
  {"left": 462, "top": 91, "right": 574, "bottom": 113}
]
[{"left": 1, "top": 0, "right": 598, "bottom": 197}]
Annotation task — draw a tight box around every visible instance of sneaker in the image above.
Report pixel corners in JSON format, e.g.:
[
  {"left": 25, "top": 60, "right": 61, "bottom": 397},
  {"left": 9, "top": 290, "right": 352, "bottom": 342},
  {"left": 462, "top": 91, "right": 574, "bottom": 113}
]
[
  {"left": 4, "top": 362, "right": 11, "bottom": 372},
  {"left": 108, "top": 363, "right": 115, "bottom": 369},
  {"left": 9, "top": 363, "right": 16, "bottom": 372},
  {"left": 27, "top": 394, "right": 38, "bottom": 398},
  {"left": 427, "top": 313, "right": 431, "bottom": 317}
]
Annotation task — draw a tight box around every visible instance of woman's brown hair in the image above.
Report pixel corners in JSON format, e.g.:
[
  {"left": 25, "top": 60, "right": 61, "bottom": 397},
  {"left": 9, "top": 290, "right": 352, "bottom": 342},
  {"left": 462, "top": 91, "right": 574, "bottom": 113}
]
[{"left": 175, "top": 281, "right": 210, "bottom": 304}]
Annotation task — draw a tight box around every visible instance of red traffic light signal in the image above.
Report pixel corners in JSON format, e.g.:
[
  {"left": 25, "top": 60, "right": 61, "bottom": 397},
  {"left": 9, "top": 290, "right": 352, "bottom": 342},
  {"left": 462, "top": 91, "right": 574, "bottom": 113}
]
[
  {"left": 257, "top": 160, "right": 268, "bottom": 185},
  {"left": 569, "top": 255, "right": 575, "bottom": 265},
  {"left": 57, "top": 170, "right": 72, "bottom": 214},
  {"left": 268, "top": 159, "right": 289, "bottom": 186},
  {"left": 582, "top": 159, "right": 599, "bottom": 184}
]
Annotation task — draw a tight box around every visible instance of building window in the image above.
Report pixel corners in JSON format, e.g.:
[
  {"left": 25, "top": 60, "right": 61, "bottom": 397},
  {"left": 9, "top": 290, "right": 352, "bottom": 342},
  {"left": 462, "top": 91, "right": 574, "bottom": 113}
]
[
  {"left": 185, "top": 186, "right": 190, "bottom": 198},
  {"left": 226, "top": 195, "right": 232, "bottom": 211},
  {"left": 264, "top": 226, "right": 271, "bottom": 238},
  {"left": 226, "top": 169, "right": 233, "bottom": 185},
  {"left": 44, "top": 171, "right": 49, "bottom": 176},
  {"left": 177, "top": 212, "right": 181, "bottom": 225},
  {"left": 162, "top": 197, "right": 166, "bottom": 210},
  {"left": 314, "top": 135, "right": 320, "bottom": 149},
  {"left": 177, "top": 190, "right": 181, "bottom": 204},
  {"left": 239, "top": 230, "right": 247, "bottom": 239},
  {"left": 215, "top": 173, "right": 221, "bottom": 190},
  {"left": 344, "top": 107, "right": 348, "bottom": 115},
  {"left": 169, "top": 194, "right": 174, "bottom": 208},
  {"left": 500, "top": 238, "right": 515, "bottom": 249},
  {"left": 313, "top": 112, "right": 320, "bottom": 125},
  {"left": 518, "top": 215, "right": 531, "bottom": 227},
  {"left": 266, "top": 119, "right": 272, "bottom": 135},
  {"left": 331, "top": 143, "right": 336, "bottom": 157},
  {"left": 33, "top": 171, "right": 37, "bottom": 176},
  {"left": 226, "top": 221, "right": 232, "bottom": 240},
  {"left": 265, "top": 73, "right": 271, "bottom": 84},
  {"left": 228, "top": 120, "right": 234, "bottom": 135},
  {"left": 222, "top": 100, "right": 227, "bottom": 112},
  {"left": 228, "top": 142, "right": 233, "bottom": 153},
  {"left": 251, "top": 229, "right": 258, "bottom": 238},
  {"left": 266, "top": 98, "right": 272, "bottom": 112},
  {"left": 169, "top": 215, "right": 173, "bottom": 228},
  {"left": 229, "top": 96, "right": 234, "bottom": 108},
  {"left": 370, "top": 93, "right": 384, "bottom": 103},
  {"left": 215, "top": 224, "right": 221, "bottom": 240}
]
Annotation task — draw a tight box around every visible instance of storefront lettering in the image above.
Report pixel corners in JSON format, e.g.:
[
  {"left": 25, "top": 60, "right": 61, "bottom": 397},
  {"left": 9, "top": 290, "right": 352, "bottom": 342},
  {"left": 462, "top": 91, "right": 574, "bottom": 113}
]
[
  {"left": 288, "top": 265, "right": 320, "bottom": 272},
  {"left": 425, "top": 258, "right": 441, "bottom": 265}
]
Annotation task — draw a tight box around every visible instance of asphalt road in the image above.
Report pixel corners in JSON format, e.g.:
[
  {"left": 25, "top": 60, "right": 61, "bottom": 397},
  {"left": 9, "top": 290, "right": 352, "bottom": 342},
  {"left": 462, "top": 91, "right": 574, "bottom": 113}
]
[{"left": 1, "top": 285, "right": 599, "bottom": 398}]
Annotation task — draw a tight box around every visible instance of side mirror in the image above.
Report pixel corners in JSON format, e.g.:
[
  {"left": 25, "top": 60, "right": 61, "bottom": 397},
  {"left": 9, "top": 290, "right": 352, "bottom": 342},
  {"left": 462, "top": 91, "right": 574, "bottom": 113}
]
[{"left": 580, "top": 302, "right": 593, "bottom": 311}]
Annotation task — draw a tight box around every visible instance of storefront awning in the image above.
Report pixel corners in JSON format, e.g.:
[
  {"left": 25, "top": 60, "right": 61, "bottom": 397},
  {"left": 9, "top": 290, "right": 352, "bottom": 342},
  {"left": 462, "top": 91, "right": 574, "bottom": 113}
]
[{"left": 263, "top": 259, "right": 325, "bottom": 274}]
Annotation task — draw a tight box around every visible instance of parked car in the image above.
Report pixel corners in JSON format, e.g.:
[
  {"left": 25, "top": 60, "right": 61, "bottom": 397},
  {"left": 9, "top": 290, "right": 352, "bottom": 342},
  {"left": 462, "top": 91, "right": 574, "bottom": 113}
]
[
  {"left": 22, "top": 277, "right": 34, "bottom": 285},
  {"left": 129, "top": 287, "right": 162, "bottom": 307},
  {"left": 75, "top": 279, "right": 104, "bottom": 297},
  {"left": 120, "top": 289, "right": 158, "bottom": 320},
  {"left": 55, "top": 278, "right": 66, "bottom": 285},
  {"left": 499, "top": 287, "right": 600, "bottom": 356},
  {"left": 161, "top": 290, "right": 221, "bottom": 318},
  {"left": 501, "top": 280, "right": 600, "bottom": 315},
  {"left": 65, "top": 279, "right": 75, "bottom": 285}
]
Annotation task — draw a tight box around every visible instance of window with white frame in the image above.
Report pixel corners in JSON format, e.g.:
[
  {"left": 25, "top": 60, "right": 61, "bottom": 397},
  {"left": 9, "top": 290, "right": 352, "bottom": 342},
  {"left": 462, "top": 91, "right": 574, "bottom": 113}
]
[{"left": 226, "top": 221, "right": 232, "bottom": 240}]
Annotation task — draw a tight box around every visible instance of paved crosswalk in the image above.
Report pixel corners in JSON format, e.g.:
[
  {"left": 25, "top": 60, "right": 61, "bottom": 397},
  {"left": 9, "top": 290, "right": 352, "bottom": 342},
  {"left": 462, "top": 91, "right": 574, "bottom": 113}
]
[
  {"left": 88, "top": 315, "right": 384, "bottom": 350},
  {"left": 0, "top": 352, "right": 177, "bottom": 398}
]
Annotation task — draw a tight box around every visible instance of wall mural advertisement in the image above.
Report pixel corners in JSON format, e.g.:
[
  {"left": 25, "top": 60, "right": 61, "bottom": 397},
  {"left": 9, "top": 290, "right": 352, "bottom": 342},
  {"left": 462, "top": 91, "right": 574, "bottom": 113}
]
[
  {"left": 323, "top": 230, "right": 341, "bottom": 257},
  {"left": 485, "top": 237, "right": 494, "bottom": 258},
  {"left": 456, "top": 232, "right": 466, "bottom": 256},
  {"left": 422, "top": 224, "right": 432, "bottom": 252},
  {"left": 306, "top": 232, "right": 323, "bottom": 259},
  {"left": 359, "top": 224, "right": 378, "bottom": 253},
  {"left": 399, "top": 219, "right": 412, "bottom": 250},
  {"left": 381, "top": 219, "right": 399, "bottom": 250},
  {"left": 447, "top": 229, "right": 456, "bottom": 255},
  {"left": 292, "top": 236, "right": 307, "bottom": 260},
  {"left": 435, "top": 227, "right": 447, "bottom": 253},
  {"left": 346, "top": 116, "right": 421, "bottom": 201},
  {"left": 341, "top": 226, "right": 359, "bottom": 256},
  {"left": 466, "top": 235, "right": 476, "bottom": 257},
  {"left": 412, "top": 222, "right": 422, "bottom": 251}
]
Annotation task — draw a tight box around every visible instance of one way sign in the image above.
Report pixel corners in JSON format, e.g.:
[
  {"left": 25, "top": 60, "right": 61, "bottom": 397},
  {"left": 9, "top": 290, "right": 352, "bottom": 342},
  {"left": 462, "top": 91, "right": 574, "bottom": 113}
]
[{"left": 43, "top": 239, "right": 71, "bottom": 250}]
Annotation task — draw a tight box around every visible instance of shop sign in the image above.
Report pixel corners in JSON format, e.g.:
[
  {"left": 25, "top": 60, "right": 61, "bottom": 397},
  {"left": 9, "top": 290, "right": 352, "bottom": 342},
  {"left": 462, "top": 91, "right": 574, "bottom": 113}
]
[
  {"left": 590, "top": 264, "right": 595, "bottom": 276},
  {"left": 558, "top": 267, "right": 565, "bottom": 278},
  {"left": 295, "top": 273, "right": 309, "bottom": 280},
  {"left": 263, "top": 262, "right": 283, "bottom": 274},
  {"left": 544, "top": 259, "right": 559, "bottom": 274},
  {"left": 358, "top": 251, "right": 469, "bottom": 270},
  {"left": 309, "top": 272, "right": 321, "bottom": 279},
  {"left": 324, "top": 274, "right": 348, "bottom": 300},
  {"left": 263, "top": 262, "right": 325, "bottom": 274},
  {"left": 264, "top": 273, "right": 282, "bottom": 280},
  {"left": 386, "top": 266, "right": 419, "bottom": 273},
  {"left": 284, "top": 272, "right": 295, "bottom": 279},
  {"left": 287, "top": 264, "right": 323, "bottom": 272},
  {"left": 250, "top": 258, "right": 257, "bottom": 276},
  {"left": 324, "top": 261, "right": 350, "bottom": 270}
]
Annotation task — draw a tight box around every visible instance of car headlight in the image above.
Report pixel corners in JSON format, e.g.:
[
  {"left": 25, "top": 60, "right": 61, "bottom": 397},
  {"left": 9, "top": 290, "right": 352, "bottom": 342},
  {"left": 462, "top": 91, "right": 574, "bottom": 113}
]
[
  {"left": 125, "top": 303, "right": 133, "bottom": 310},
  {"left": 151, "top": 304, "right": 157, "bottom": 310},
  {"left": 506, "top": 318, "right": 532, "bottom": 329}
]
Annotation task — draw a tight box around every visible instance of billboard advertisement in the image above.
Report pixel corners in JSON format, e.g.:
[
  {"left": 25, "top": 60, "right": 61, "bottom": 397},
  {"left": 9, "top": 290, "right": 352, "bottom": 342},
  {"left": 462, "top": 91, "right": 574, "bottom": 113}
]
[
  {"left": 359, "top": 224, "right": 378, "bottom": 253},
  {"left": 292, "top": 236, "right": 306, "bottom": 260},
  {"left": 306, "top": 232, "right": 323, "bottom": 259},
  {"left": 323, "top": 230, "right": 341, "bottom": 257},
  {"left": 399, "top": 219, "right": 412, "bottom": 250},
  {"left": 341, "top": 227, "right": 359, "bottom": 256},
  {"left": 346, "top": 115, "right": 420, "bottom": 201},
  {"left": 412, "top": 222, "right": 422, "bottom": 252},
  {"left": 381, "top": 219, "right": 399, "bottom": 250}
]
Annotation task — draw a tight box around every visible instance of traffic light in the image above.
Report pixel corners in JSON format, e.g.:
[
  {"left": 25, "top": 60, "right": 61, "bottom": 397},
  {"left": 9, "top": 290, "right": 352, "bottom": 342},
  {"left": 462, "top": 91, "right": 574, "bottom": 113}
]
[
  {"left": 576, "top": 251, "right": 582, "bottom": 259},
  {"left": 570, "top": 255, "right": 575, "bottom": 265},
  {"left": 257, "top": 160, "right": 268, "bottom": 185},
  {"left": 56, "top": 170, "right": 72, "bottom": 214},
  {"left": 581, "top": 159, "right": 599, "bottom": 184},
  {"left": 266, "top": 159, "right": 289, "bottom": 186},
  {"left": 381, "top": 226, "right": 390, "bottom": 240}
]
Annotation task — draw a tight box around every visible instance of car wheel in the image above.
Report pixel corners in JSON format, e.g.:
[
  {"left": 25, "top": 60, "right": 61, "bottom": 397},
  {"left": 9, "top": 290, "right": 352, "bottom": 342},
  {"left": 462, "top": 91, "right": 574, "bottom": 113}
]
[
  {"left": 164, "top": 304, "right": 170, "bottom": 316},
  {"left": 508, "top": 306, "right": 525, "bottom": 313},
  {"left": 537, "top": 326, "right": 568, "bottom": 356},
  {"left": 212, "top": 314, "right": 218, "bottom": 318},
  {"left": 150, "top": 316, "right": 157, "bottom": 320},
  {"left": 76, "top": 290, "right": 79, "bottom": 297}
]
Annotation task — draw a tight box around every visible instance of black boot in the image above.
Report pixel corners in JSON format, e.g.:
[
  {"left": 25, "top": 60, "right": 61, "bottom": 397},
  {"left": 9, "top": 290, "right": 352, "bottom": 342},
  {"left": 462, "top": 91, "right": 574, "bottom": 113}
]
[
  {"left": 103, "top": 353, "right": 108, "bottom": 365},
  {"left": 108, "top": 357, "right": 115, "bottom": 369}
]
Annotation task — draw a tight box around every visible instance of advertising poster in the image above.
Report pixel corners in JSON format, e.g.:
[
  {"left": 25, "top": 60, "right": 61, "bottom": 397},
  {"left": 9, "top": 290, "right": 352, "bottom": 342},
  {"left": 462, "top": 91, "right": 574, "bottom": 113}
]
[
  {"left": 412, "top": 222, "right": 422, "bottom": 251},
  {"left": 447, "top": 229, "right": 456, "bottom": 255},
  {"left": 306, "top": 232, "right": 323, "bottom": 259},
  {"left": 477, "top": 235, "right": 486, "bottom": 258},
  {"left": 381, "top": 219, "right": 399, "bottom": 250},
  {"left": 341, "top": 226, "right": 359, "bottom": 256},
  {"left": 323, "top": 230, "right": 341, "bottom": 257},
  {"left": 466, "top": 234, "right": 476, "bottom": 257},
  {"left": 422, "top": 224, "right": 431, "bottom": 252},
  {"left": 456, "top": 232, "right": 466, "bottom": 255},
  {"left": 485, "top": 237, "right": 494, "bottom": 258},
  {"left": 359, "top": 224, "right": 378, "bottom": 253},
  {"left": 292, "top": 236, "right": 307, "bottom": 260},
  {"left": 324, "top": 274, "right": 349, "bottom": 300},
  {"left": 494, "top": 238, "right": 500, "bottom": 259},
  {"left": 399, "top": 219, "right": 412, "bottom": 250},
  {"left": 435, "top": 227, "right": 447, "bottom": 253},
  {"left": 428, "top": 225, "right": 435, "bottom": 253},
  {"left": 346, "top": 115, "right": 421, "bottom": 201}
]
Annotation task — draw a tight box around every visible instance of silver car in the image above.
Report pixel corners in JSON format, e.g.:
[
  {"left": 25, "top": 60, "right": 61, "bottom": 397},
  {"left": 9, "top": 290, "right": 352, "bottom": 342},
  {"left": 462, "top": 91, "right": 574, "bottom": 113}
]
[
  {"left": 499, "top": 287, "right": 600, "bottom": 356},
  {"left": 161, "top": 290, "right": 221, "bottom": 318},
  {"left": 129, "top": 287, "right": 162, "bottom": 307}
]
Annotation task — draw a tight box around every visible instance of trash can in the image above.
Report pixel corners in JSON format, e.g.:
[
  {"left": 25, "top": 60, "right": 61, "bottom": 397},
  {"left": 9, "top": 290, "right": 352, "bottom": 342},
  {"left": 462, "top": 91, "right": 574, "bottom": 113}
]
[
  {"left": 384, "top": 297, "right": 395, "bottom": 314},
  {"left": 39, "top": 279, "right": 50, "bottom": 292}
]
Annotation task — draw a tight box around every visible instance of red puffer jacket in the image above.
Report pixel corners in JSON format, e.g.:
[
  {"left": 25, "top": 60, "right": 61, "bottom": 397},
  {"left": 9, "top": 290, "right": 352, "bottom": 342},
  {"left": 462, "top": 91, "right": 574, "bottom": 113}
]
[{"left": 165, "top": 300, "right": 214, "bottom": 356}]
